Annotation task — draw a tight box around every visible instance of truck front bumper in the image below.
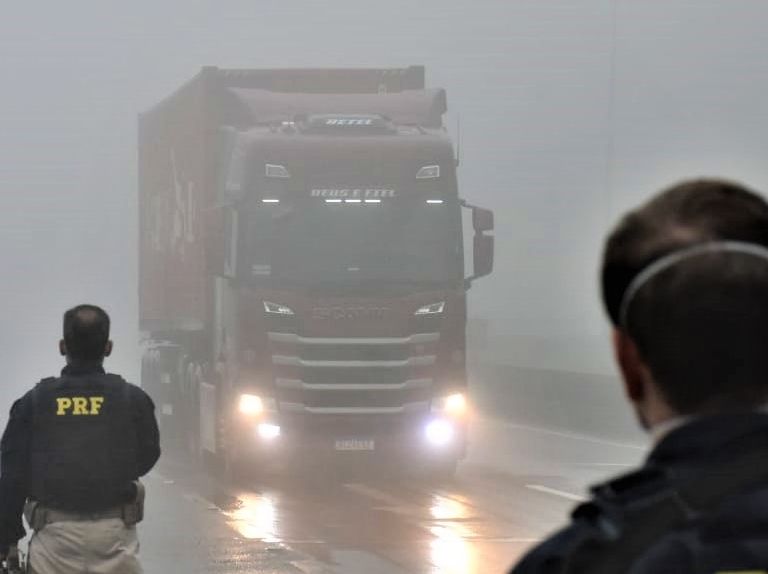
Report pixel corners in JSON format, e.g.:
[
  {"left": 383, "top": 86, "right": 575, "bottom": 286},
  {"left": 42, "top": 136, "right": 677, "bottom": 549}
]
[{"left": 229, "top": 412, "right": 467, "bottom": 472}]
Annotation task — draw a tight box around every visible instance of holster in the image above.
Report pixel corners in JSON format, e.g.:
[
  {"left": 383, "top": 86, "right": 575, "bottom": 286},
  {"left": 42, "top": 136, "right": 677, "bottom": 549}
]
[
  {"left": 121, "top": 480, "right": 145, "bottom": 526},
  {"left": 23, "top": 500, "right": 46, "bottom": 532}
]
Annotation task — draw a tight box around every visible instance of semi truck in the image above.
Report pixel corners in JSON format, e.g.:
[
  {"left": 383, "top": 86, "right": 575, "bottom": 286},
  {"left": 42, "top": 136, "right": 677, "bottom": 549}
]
[{"left": 139, "top": 66, "right": 494, "bottom": 478}]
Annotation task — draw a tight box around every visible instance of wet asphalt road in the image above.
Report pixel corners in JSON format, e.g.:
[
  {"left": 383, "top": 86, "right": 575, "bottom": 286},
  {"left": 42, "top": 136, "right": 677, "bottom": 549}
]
[{"left": 138, "top": 418, "right": 647, "bottom": 573}]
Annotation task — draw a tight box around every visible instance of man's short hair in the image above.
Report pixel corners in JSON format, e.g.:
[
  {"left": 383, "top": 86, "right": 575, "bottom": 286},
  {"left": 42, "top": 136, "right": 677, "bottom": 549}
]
[
  {"left": 601, "top": 179, "right": 768, "bottom": 414},
  {"left": 63, "top": 304, "right": 111, "bottom": 362}
]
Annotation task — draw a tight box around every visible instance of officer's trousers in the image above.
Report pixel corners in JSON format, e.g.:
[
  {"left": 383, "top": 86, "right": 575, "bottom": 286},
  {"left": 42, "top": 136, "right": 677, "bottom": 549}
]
[{"left": 27, "top": 517, "right": 142, "bottom": 574}]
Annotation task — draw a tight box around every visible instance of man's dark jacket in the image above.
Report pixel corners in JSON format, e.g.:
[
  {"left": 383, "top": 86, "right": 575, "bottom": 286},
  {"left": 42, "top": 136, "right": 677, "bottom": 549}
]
[
  {"left": 511, "top": 413, "right": 768, "bottom": 573},
  {"left": 0, "top": 363, "right": 160, "bottom": 547}
]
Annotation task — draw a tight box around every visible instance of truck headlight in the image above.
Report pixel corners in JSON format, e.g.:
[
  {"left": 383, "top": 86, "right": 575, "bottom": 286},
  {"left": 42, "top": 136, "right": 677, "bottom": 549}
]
[
  {"left": 265, "top": 164, "right": 290, "bottom": 178},
  {"left": 431, "top": 392, "right": 467, "bottom": 417},
  {"left": 238, "top": 394, "right": 277, "bottom": 417},
  {"left": 416, "top": 165, "right": 440, "bottom": 179},
  {"left": 238, "top": 394, "right": 264, "bottom": 416},
  {"left": 415, "top": 301, "right": 445, "bottom": 316},
  {"left": 263, "top": 301, "right": 295, "bottom": 316}
]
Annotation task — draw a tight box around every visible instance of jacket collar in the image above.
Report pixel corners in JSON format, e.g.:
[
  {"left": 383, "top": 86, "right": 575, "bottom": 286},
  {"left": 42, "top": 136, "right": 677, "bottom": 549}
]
[
  {"left": 648, "top": 412, "right": 768, "bottom": 466},
  {"left": 61, "top": 362, "right": 106, "bottom": 376}
]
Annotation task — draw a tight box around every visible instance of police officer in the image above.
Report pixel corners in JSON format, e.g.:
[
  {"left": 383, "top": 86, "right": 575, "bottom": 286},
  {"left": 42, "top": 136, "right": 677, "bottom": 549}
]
[
  {"left": 0, "top": 304, "right": 160, "bottom": 573},
  {"left": 510, "top": 179, "right": 768, "bottom": 573}
]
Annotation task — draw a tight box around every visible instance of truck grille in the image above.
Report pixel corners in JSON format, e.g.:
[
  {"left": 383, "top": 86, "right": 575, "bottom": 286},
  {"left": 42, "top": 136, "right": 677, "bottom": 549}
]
[{"left": 268, "top": 332, "right": 439, "bottom": 414}]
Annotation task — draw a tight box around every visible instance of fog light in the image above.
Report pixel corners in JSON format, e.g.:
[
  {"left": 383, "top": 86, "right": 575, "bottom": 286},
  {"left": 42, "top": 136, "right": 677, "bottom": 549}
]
[
  {"left": 425, "top": 420, "right": 454, "bottom": 447},
  {"left": 257, "top": 423, "right": 281, "bottom": 440}
]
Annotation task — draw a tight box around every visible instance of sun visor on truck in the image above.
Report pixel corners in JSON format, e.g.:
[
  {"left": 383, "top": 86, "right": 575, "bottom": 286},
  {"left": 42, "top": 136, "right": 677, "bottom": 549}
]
[{"left": 225, "top": 88, "right": 447, "bottom": 128}]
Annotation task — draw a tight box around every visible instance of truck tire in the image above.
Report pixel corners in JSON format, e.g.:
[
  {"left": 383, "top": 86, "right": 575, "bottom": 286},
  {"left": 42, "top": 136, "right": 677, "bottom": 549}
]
[{"left": 222, "top": 442, "right": 255, "bottom": 485}]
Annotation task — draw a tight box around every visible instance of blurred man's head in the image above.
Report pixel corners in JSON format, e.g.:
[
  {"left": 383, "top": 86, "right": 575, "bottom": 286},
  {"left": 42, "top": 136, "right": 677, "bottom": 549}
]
[
  {"left": 60, "top": 304, "right": 113, "bottom": 364},
  {"left": 601, "top": 179, "right": 768, "bottom": 428}
]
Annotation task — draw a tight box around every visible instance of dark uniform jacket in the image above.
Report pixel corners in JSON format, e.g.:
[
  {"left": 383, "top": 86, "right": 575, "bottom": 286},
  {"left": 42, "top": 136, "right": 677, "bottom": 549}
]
[
  {"left": 0, "top": 363, "right": 160, "bottom": 547},
  {"left": 511, "top": 413, "right": 768, "bottom": 574}
]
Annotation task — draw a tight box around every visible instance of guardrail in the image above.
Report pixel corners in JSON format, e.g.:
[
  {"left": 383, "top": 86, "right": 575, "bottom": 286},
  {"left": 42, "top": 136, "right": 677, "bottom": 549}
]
[{"left": 469, "top": 362, "right": 645, "bottom": 444}]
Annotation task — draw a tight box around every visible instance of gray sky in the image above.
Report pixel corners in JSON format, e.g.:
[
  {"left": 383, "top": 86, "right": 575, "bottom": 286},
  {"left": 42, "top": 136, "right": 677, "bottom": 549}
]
[{"left": 1, "top": 0, "right": 768, "bottom": 405}]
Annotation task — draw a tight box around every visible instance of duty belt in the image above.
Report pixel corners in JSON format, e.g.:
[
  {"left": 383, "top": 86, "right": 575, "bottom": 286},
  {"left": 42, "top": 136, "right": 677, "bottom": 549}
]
[
  {"left": 33, "top": 506, "right": 124, "bottom": 525},
  {"left": 24, "top": 481, "right": 145, "bottom": 530}
]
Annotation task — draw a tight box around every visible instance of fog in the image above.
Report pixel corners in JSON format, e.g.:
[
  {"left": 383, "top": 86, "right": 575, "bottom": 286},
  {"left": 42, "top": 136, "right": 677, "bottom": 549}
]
[{"left": 2, "top": 0, "right": 768, "bottom": 406}]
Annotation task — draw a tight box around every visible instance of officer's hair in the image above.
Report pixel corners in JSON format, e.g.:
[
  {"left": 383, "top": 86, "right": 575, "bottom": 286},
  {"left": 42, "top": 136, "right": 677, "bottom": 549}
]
[
  {"left": 63, "top": 304, "right": 111, "bottom": 362},
  {"left": 602, "top": 179, "right": 768, "bottom": 414}
]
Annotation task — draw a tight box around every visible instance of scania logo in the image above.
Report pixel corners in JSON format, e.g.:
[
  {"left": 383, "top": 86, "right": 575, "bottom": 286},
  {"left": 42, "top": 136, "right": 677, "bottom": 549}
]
[{"left": 312, "top": 306, "right": 391, "bottom": 320}]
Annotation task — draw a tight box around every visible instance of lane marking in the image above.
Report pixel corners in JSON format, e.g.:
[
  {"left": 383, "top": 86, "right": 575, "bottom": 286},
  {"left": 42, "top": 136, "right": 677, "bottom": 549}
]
[
  {"left": 525, "top": 484, "right": 587, "bottom": 502},
  {"left": 483, "top": 418, "right": 647, "bottom": 451},
  {"left": 182, "top": 493, "right": 220, "bottom": 510}
]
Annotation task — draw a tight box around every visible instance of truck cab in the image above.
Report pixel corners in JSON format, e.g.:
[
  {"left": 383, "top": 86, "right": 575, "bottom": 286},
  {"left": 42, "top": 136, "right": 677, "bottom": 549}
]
[{"left": 139, "top": 67, "right": 493, "bottom": 478}]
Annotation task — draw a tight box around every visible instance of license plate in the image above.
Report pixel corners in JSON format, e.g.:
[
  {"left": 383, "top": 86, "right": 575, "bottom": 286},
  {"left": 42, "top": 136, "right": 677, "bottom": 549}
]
[{"left": 334, "top": 439, "right": 375, "bottom": 451}]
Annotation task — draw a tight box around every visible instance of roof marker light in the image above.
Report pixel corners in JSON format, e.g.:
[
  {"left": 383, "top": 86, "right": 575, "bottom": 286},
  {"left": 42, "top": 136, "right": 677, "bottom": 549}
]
[
  {"left": 344, "top": 199, "right": 362, "bottom": 204},
  {"left": 325, "top": 199, "right": 343, "bottom": 204},
  {"left": 265, "top": 164, "right": 290, "bottom": 179},
  {"left": 416, "top": 165, "right": 440, "bottom": 179},
  {"left": 262, "top": 199, "right": 280, "bottom": 204},
  {"left": 426, "top": 199, "right": 444, "bottom": 205},
  {"left": 364, "top": 199, "right": 381, "bottom": 204}
]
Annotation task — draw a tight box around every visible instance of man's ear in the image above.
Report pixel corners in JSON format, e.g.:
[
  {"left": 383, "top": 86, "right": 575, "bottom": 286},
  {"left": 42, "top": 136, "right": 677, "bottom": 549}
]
[
  {"left": 59, "top": 339, "right": 67, "bottom": 357},
  {"left": 612, "top": 329, "right": 648, "bottom": 403},
  {"left": 104, "top": 340, "right": 113, "bottom": 358}
]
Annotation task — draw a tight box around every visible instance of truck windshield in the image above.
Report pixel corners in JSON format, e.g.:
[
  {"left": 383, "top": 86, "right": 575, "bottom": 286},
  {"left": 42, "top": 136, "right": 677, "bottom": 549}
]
[{"left": 243, "top": 200, "right": 462, "bottom": 290}]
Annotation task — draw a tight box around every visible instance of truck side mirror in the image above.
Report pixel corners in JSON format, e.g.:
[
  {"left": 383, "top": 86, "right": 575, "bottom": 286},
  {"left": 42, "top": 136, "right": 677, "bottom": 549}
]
[
  {"left": 472, "top": 207, "right": 494, "bottom": 233},
  {"left": 473, "top": 234, "right": 494, "bottom": 280},
  {"left": 461, "top": 201, "right": 495, "bottom": 287}
]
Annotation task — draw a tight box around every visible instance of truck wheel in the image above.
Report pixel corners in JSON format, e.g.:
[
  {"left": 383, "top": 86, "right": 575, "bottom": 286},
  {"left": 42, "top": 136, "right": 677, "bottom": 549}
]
[
  {"left": 222, "top": 445, "right": 253, "bottom": 485},
  {"left": 221, "top": 423, "right": 269, "bottom": 486}
]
